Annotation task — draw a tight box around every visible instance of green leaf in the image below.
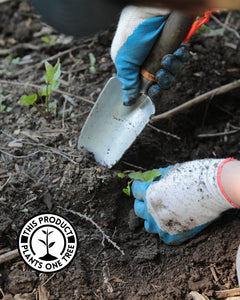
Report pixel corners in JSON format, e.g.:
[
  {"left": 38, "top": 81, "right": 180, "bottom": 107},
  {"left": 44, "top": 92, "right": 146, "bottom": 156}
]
[
  {"left": 49, "top": 35, "right": 57, "bottom": 46},
  {"left": 123, "top": 181, "right": 131, "bottom": 196},
  {"left": 89, "top": 66, "right": 96, "bottom": 74},
  {"left": 44, "top": 61, "right": 55, "bottom": 84},
  {"left": 142, "top": 170, "right": 163, "bottom": 182},
  {"left": 51, "top": 81, "right": 60, "bottom": 90},
  {"left": 128, "top": 172, "right": 145, "bottom": 181},
  {"left": 0, "top": 104, "right": 6, "bottom": 112},
  {"left": 41, "top": 36, "right": 50, "bottom": 44},
  {"left": 118, "top": 173, "right": 126, "bottom": 179},
  {"left": 48, "top": 101, "right": 57, "bottom": 112},
  {"left": 12, "top": 57, "right": 20, "bottom": 64},
  {"left": 51, "top": 59, "right": 61, "bottom": 83},
  {"left": 6, "top": 107, "right": 12, "bottom": 113},
  {"left": 89, "top": 53, "right": 96, "bottom": 66},
  {"left": 20, "top": 94, "right": 38, "bottom": 106},
  {"left": 40, "top": 82, "right": 60, "bottom": 96},
  {"left": 89, "top": 53, "right": 96, "bottom": 74}
]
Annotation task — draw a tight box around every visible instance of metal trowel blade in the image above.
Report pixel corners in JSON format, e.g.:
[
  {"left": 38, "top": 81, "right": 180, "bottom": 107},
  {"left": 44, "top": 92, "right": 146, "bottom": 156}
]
[{"left": 78, "top": 77, "right": 155, "bottom": 168}]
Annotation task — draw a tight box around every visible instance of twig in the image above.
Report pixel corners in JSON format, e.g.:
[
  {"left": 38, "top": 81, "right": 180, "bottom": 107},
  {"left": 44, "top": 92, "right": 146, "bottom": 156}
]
[
  {"left": 147, "top": 123, "right": 181, "bottom": 140},
  {"left": 151, "top": 79, "right": 240, "bottom": 122},
  {"left": 0, "top": 288, "right": 5, "bottom": 298},
  {"left": 211, "top": 14, "right": 240, "bottom": 40},
  {"left": 0, "top": 148, "right": 40, "bottom": 158},
  {"left": 197, "top": 129, "right": 238, "bottom": 138},
  {"left": 210, "top": 265, "right": 219, "bottom": 282},
  {"left": 215, "top": 288, "right": 240, "bottom": 298},
  {"left": 0, "top": 79, "right": 94, "bottom": 105},
  {"left": 0, "top": 175, "right": 12, "bottom": 191},
  {"left": 59, "top": 207, "right": 125, "bottom": 255},
  {"left": 0, "top": 43, "right": 41, "bottom": 56},
  {"left": 15, "top": 46, "right": 84, "bottom": 76},
  {"left": 0, "top": 249, "right": 19, "bottom": 264},
  {"left": 42, "top": 273, "right": 56, "bottom": 286},
  {"left": 122, "top": 161, "right": 147, "bottom": 171}
]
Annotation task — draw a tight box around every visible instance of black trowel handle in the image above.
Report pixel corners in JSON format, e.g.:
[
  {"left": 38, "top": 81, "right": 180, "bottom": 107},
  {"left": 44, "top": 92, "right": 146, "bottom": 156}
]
[{"left": 142, "top": 12, "right": 196, "bottom": 75}]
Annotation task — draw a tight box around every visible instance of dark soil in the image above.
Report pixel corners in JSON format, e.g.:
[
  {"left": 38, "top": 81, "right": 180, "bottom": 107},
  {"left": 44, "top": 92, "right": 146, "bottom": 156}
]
[{"left": 0, "top": 1, "right": 240, "bottom": 299}]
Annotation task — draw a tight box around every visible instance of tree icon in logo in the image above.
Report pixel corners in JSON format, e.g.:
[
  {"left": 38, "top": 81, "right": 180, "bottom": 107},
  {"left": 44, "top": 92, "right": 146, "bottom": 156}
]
[{"left": 38, "top": 228, "right": 57, "bottom": 261}]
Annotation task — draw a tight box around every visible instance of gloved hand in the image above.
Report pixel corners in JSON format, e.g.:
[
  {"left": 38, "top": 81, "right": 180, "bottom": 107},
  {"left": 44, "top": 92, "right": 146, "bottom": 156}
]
[
  {"left": 132, "top": 158, "right": 239, "bottom": 245},
  {"left": 111, "top": 6, "right": 189, "bottom": 105}
]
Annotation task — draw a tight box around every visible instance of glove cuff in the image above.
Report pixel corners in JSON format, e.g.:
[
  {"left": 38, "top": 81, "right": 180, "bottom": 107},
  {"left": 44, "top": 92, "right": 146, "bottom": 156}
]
[{"left": 217, "top": 158, "right": 240, "bottom": 209}]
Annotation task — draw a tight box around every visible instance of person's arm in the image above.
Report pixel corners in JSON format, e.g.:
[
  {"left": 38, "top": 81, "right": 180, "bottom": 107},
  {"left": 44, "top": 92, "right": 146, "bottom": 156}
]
[{"left": 132, "top": 158, "right": 240, "bottom": 245}]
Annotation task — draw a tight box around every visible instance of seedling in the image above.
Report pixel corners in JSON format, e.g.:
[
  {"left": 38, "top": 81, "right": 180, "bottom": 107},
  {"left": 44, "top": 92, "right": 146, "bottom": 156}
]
[
  {"left": 41, "top": 35, "right": 57, "bottom": 46},
  {"left": 0, "top": 99, "right": 12, "bottom": 113},
  {"left": 89, "top": 53, "right": 96, "bottom": 74},
  {"left": 118, "top": 170, "right": 163, "bottom": 196},
  {"left": 0, "top": 90, "right": 12, "bottom": 113},
  {"left": 20, "top": 59, "right": 61, "bottom": 122}
]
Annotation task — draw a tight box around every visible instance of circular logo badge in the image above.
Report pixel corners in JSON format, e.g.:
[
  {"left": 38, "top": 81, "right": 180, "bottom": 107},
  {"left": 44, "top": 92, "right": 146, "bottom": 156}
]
[{"left": 18, "top": 213, "right": 78, "bottom": 273}]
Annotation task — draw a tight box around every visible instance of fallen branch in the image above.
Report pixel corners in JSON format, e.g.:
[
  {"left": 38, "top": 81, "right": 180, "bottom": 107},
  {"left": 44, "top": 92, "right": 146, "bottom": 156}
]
[
  {"left": 0, "top": 249, "right": 19, "bottom": 264},
  {"left": 59, "top": 207, "right": 125, "bottom": 255},
  {"left": 215, "top": 288, "right": 240, "bottom": 298},
  {"left": 151, "top": 79, "right": 240, "bottom": 122}
]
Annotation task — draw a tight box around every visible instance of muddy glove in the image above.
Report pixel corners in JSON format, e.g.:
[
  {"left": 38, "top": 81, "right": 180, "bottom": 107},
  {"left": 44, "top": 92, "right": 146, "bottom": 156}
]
[
  {"left": 111, "top": 6, "right": 189, "bottom": 105},
  {"left": 133, "top": 158, "right": 239, "bottom": 245}
]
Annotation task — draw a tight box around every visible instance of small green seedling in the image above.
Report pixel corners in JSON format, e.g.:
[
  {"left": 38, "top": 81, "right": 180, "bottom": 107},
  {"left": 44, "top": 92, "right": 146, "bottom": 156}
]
[
  {"left": 89, "top": 53, "right": 96, "bottom": 74},
  {"left": 0, "top": 99, "right": 12, "bottom": 113},
  {"left": 0, "top": 90, "right": 12, "bottom": 113},
  {"left": 41, "top": 35, "right": 57, "bottom": 46},
  {"left": 118, "top": 170, "right": 163, "bottom": 196},
  {"left": 20, "top": 59, "right": 61, "bottom": 122}
]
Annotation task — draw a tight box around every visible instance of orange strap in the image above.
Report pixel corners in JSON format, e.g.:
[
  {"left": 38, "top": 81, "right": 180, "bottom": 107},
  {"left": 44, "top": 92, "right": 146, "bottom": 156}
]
[
  {"left": 141, "top": 9, "right": 219, "bottom": 82},
  {"left": 183, "top": 9, "right": 219, "bottom": 43}
]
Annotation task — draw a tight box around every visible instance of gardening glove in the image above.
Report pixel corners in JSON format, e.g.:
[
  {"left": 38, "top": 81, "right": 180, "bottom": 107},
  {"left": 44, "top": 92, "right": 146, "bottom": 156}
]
[
  {"left": 111, "top": 6, "right": 190, "bottom": 105},
  {"left": 133, "top": 158, "right": 239, "bottom": 245}
]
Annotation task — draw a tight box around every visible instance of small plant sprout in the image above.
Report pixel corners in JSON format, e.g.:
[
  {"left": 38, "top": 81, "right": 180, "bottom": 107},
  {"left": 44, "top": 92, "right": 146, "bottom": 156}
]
[
  {"left": 41, "top": 35, "right": 57, "bottom": 46},
  {"left": 0, "top": 89, "right": 12, "bottom": 113},
  {"left": 20, "top": 59, "right": 61, "bottom": 122},
  {"left": 118, "top": 170, "right": 163, "bottom": 196},
  {"left": 89, "top": 53, "right": 96, "bottom": 74}
]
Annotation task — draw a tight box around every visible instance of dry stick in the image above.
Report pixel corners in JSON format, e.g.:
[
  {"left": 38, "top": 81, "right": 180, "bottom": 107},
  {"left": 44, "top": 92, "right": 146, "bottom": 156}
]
[
  {"left": 147, "top": 123, "right": 181, "bottom": 140},
  {"left": 151, "top": 79, "right": 240, "bottom": 122},
  {"left": 0, "top": 79, "right": 94, "bottom": 105},
  {"left": 197, "top": 129, "right": 239, "bottom": 138},
  {"left": 15, "top": 45, "right": 84, "bottom": 76},
  {"left": 215, "top": 288, "right": 240, "bottom": 298},
  {"left": 211, "top": 14, "right": 240, "bottom": 40},
  {"left": 0, "top": 249, "right": 19, "bottom": 264},
  {"left": 59, "top": 207, "right": 125, "bottom": 255},
  {"left": 0, "top": 43, "right": 41, "bottom": 55}
]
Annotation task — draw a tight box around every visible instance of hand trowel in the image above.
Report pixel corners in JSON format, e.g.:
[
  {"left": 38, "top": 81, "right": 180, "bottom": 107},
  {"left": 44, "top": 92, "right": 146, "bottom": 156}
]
[{"left": 78, "top": 12, "right": 195, "bottom": 168}]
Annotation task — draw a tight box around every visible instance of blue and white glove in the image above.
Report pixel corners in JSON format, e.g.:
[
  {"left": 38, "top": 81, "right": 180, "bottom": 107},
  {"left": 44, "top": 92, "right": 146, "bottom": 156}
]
[
  {"left": 132, "top": 158, "right": 237, "bottom": 245},
  {"left": 111, "top": 6, "right": 189, "bottom": 105}
]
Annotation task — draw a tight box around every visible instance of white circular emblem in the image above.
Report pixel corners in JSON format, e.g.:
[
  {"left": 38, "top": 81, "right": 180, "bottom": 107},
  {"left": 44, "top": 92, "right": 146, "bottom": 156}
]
[{"left": 18, "top": 213, "right": 78, "bottom": 273}]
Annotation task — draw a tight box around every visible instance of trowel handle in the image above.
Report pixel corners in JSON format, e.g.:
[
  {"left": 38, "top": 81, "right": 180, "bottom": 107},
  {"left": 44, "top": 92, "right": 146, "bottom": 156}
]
[{"left": 142, "top": 11, "right": 195, "bottom": 75}]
